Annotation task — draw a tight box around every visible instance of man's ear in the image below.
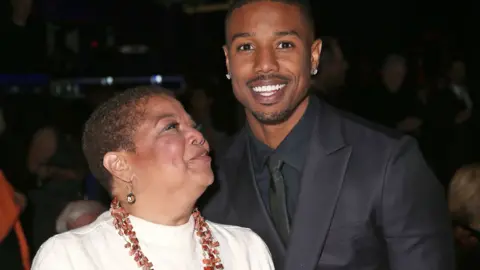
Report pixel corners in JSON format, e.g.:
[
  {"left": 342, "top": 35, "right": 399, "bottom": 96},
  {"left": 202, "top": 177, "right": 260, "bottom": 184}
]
[
  {"left": 103, "top": 151, "right": 131, "bottom": 184},
  {"left": 223, "top": 45, "right": 230, "bottom": 75},
  {"left": 311, "top": 39, "right": 322, "bottom": 72}
]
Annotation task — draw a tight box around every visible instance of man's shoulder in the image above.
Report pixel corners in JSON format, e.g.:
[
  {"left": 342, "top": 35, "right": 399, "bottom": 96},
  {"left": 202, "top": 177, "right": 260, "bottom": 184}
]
[
  {"left": 334, "top": 106, "right": 405, "bottom": 142},
  {"left": 317, "top": 99, "right": 407, "bottom": 145},
  {"left": 216, "top": 101, "right": 414, "bottom": 167}
]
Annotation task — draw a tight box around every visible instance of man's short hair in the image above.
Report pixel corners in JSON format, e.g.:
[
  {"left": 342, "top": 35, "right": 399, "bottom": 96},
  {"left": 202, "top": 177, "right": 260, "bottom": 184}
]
[
  {"left": 82, "top": 86, "right": 173, "bottom": 192},
  {"left": 224, "top": 0, "right": 315, "bottom": 43}
]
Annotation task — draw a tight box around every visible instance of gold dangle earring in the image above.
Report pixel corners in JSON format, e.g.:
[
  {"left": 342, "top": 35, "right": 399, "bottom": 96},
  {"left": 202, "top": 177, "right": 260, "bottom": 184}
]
[
  {"left": 126, "top": 177, "right": 136, "bottom": 204},
  {"left": 126, "top": 189, "right": 136, "bottom": 204}
]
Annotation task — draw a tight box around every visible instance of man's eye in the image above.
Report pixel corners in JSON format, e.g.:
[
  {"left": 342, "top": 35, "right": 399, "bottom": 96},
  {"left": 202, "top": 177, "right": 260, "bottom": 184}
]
[
  {"left": 237, "top": 44, "right": 253, "bottom": 51},
  {"left": 163, "top": 122, "right": 179, "bottom": 131},
  {"left": 277, "top": 42, "right": 294, "bottom": 49}
]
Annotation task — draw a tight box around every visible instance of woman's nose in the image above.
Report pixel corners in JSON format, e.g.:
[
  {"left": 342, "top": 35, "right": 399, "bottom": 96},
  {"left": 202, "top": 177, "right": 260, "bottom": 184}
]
[{"left": 186, "top": 126, "right": 207, "bottom": 146}]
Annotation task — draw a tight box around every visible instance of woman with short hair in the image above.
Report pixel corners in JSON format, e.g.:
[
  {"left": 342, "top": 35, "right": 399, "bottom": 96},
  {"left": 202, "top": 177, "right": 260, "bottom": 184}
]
[{"left": 32, "top": 86, "right": 274, "bottom": 270}]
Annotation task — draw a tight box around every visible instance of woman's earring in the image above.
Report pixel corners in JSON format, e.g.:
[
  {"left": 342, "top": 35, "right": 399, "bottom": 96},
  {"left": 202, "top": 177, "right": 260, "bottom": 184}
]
[
  {"left": 126, "top": 192, "right": 136, "bottom": 204},
  {"left": 126, "top": 179, "right": 136, "bottom": 204}
]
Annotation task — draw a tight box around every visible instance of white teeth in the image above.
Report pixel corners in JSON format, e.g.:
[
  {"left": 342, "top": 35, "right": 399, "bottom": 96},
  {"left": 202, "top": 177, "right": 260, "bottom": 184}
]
[{"left": 252, "top": 84, "right": 286, "bottom": 93}]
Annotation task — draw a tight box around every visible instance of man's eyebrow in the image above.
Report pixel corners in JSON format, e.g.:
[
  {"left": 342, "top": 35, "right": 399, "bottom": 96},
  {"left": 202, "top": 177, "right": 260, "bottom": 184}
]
[
  {"left": 230, "top": 30, "right": 300, "bottom": 43},
  {"left": 274, "top": 30, "right": 300, "bottom": 38},
  {"left": 231, "top": 32, "right": 254, "bottom": 43}
]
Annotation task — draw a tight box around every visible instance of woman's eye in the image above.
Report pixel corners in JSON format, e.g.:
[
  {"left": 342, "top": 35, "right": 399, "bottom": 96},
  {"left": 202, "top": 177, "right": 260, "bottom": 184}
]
[
  {"left": 163, "top": 122, "right": 179, "bottom": 132},
  {"left": 237, "top": 43, "right": 253, "bottom": 51},
  {"left": 277, "top": 42, "right": 294, "bottom": 49}
]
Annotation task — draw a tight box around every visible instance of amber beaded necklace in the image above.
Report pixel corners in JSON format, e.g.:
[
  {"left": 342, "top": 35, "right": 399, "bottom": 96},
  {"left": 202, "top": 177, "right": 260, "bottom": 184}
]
[{"left": 110, "top": 197, "right": 224, "bottom": 270}]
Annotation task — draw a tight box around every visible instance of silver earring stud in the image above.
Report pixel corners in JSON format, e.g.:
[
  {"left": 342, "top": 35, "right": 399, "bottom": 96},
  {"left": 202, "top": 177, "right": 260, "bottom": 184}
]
[
  {"left": 226, "top": 73, "right": 231, "bottom": 80},
  {"left": 311, "top": 68, "right": 318, "bottom": 75}
]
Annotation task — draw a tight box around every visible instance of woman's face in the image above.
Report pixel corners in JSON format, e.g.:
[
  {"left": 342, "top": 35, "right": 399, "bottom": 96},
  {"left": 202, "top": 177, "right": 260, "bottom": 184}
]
[{"left": 116, "top": 95, "right": 213, "bottom": 204}]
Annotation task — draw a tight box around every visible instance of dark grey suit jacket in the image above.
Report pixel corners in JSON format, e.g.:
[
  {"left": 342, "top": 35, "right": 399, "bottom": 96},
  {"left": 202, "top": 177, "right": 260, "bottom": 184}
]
[{"left": 202, "top": 99, "right": 454, "bottom": 270}]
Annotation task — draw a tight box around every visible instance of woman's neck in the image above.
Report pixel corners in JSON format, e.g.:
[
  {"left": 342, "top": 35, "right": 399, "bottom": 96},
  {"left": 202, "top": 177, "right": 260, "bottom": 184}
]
[{"left": 123, "top": 201, "right": 195, "bottom": 226}]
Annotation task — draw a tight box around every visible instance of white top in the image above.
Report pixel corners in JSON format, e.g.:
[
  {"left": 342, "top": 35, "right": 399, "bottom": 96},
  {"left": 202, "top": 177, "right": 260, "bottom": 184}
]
[{"left": 32, "top": 211, "right": 274, "bottom": 270}]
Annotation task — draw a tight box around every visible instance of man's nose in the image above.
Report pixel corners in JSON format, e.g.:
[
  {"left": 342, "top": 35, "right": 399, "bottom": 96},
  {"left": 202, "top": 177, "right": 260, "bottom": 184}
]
[{"left": 254, "top": 48, "right": 279, "bottom": 74}]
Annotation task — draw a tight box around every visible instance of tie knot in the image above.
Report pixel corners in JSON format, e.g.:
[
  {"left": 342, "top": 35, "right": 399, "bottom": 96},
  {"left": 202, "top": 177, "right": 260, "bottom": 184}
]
[{"left": 267, "top": 156, "right": 284, "bottom": 172}]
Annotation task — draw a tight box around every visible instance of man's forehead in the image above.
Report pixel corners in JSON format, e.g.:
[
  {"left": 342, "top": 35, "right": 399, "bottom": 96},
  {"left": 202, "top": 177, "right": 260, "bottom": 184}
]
[{"left": 227, "top": 2, "right": 305, "bottom": 36}]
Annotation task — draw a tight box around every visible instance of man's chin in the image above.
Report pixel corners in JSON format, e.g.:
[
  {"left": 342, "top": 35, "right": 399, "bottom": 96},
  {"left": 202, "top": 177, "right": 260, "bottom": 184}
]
[{"left": 251, "top": 109, "right": 293, "bottom": 125}]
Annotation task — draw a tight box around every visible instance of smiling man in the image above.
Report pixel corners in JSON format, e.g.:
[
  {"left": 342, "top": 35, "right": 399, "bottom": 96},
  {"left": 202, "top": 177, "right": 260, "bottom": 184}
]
[{"left": 202, "top": 1, "right": 455, "bottom": 269}]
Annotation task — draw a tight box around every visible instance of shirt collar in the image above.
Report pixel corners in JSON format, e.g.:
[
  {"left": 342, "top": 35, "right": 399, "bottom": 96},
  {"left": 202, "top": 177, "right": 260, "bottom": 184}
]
[{"left": 247, "top": 95, "right": 318, "bottom": 171}]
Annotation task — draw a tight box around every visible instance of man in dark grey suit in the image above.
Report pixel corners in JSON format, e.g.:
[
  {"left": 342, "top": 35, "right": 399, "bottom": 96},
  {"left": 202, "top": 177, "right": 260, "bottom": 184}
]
[{"left": 202, "top": 0, "right": 455, "bottom": 269}]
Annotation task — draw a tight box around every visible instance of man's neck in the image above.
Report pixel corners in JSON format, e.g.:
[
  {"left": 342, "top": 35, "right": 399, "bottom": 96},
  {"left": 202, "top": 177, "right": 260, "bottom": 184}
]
[{"left": 247, "top": 96, "right": 309, "bottom": 149}]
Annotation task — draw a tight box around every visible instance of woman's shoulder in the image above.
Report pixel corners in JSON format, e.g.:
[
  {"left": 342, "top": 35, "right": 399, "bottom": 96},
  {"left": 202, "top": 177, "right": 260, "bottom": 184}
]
[
  {"left": 31, "top": 212, "right": 113, "bottom": 269},
  {"left": 206, "top": 220, "right": 266, "bottom": 247},
  {"left": 206, "top": 221, "right": 274, "bottom": 269}
]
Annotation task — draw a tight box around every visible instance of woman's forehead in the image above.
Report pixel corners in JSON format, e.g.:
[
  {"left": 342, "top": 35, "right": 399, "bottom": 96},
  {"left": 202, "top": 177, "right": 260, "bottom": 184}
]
[{"left": 142, "top": 95, "right": 188, "bottom": 120}]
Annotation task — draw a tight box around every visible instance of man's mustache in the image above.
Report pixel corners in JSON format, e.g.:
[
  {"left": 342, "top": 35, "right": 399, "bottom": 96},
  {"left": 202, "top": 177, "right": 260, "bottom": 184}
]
[{"left": 246, "top": 74, "right": 290, "bottom": 86}]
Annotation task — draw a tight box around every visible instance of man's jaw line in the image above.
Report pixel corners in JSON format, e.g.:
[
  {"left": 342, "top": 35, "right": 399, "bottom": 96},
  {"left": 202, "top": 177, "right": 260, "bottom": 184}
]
[{"left": 246, "top": 95, "right": 310, "bottom": 149}]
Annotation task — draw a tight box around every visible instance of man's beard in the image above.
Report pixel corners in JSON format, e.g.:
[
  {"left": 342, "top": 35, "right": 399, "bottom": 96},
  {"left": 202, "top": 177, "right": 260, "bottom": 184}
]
[{"left": 251, "top": 108, "right": 294, "bottom": 125}]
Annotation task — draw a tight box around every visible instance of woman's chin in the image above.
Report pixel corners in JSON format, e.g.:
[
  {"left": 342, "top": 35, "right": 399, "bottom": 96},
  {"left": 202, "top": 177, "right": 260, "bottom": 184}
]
[{"left": 189, "top": 171, "right": 214, "bottom": 188}]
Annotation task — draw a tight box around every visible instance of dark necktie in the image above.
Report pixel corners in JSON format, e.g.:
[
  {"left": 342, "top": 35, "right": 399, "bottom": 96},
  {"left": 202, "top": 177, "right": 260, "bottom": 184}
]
[{"left": 267, "top": 156, "right": 290, "bottom": 243}]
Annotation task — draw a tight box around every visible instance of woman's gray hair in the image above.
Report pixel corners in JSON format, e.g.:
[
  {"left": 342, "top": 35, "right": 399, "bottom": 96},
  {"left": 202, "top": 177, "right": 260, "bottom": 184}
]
[{"left": 56, "top": 200, "right": 106, "bottom": 233}]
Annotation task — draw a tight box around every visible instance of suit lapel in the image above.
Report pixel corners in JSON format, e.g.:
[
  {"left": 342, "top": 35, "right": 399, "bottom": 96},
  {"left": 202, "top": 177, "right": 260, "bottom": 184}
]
[
  {"left": 285, "top": 102, "right": 352, "bottom": 270},
  {"left": 227, "top": 136, "right": 286, "bottom": 265}
]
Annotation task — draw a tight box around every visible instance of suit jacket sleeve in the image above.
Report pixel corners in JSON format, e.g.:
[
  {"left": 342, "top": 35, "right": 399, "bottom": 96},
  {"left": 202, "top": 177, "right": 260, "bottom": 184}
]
[{"left": 381, "top": 137, "right": 454, "bottom": 270}]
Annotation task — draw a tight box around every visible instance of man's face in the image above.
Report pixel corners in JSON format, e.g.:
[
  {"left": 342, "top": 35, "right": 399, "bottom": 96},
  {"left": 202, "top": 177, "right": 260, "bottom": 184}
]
[{"left": 223, "top": 1, "right": 321, "bottom": 124}]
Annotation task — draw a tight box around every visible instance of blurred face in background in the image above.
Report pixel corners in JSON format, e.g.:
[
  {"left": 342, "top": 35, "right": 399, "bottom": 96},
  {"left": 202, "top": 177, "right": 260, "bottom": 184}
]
[
  {"left": 190, "top": 89, "right": 212, "bottom": 112},
  {"left": 381, "top": 55, "right": 407, "bottom": 92},
  {"left": 449, "top": 60, "right": 466, "bottom": 85},
  {"left": 316, "top": 40, "right": 348, "bottom": 89}
]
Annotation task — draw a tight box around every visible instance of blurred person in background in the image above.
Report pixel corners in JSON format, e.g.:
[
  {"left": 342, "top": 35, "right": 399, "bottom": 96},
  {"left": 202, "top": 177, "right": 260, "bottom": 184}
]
[
  {"left": 311, "top": 36, "right": 350, "bottom": 111},
  {"left": 447, "top": 59, "right": 473, "bottom": 124},
  {"left": 27, "top": 99, "right": 87, "bottom": 251},
  {"left": 362, "top": 54, "right": 425, "bottom": 134},
  {"left": 181, "top": 86, "right": 231, "bottom": 157},
  {"left": 0, "top": 0, "right": 34, "bottom": 72},
  {"left": 0, "top": 171, "right": 30, "bottom": 270},
  {"left": 32, "top": 86, "right": 274, "bottom": 270},
  {"left": 55, "top": 200, "right": 106, "bottom": 233},
  {"left": 448, "top": 164, "right": 480, "bottom": 269},
  {"left": 427, "top": 59, "right": 476, "bottom": 185}
]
